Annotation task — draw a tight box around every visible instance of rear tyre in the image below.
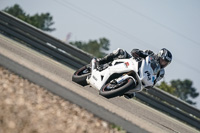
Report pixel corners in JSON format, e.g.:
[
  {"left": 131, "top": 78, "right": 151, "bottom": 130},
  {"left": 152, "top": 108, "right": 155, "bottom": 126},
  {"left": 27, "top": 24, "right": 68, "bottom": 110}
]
[
  {"left": 72, "top": 65, "right": 91, "bottom": 86},
  {"left": 99, "top": 78, "right": 135, "bottom": 98}
]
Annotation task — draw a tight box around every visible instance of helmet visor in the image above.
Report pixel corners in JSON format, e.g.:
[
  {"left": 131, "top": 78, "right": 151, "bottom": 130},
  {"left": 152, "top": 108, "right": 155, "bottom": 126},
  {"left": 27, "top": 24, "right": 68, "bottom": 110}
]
[{"left": 159, "top": 58, "right": 169, "bottom": 68}]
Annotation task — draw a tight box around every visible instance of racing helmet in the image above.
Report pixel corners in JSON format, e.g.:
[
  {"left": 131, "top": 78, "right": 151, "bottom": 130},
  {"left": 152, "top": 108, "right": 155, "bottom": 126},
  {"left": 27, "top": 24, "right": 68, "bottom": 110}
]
[{"left": 157, "top": 48, "right": 172, "bottom": 68}]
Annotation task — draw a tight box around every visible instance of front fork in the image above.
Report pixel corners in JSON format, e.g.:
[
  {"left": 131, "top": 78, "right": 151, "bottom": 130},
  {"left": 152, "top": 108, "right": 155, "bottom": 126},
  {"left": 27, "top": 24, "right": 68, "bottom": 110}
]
[
  {"left": 115, "top": 74, "right": 130, "bottom": 84},
  {"left": 114, "top": 71, "right": 136, "bottom": 85}
]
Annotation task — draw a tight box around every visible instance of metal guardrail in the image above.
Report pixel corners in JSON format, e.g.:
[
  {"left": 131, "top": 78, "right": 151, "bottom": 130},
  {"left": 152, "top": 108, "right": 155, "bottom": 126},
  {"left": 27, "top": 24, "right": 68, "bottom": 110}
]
[
  {"left": 0, "top": 11, "right": 93, "bottom": 69},
  {"left": 0, "top": 11, "right": 200, "bottom": 130},
  {"left": 136, "top": 92, "right": 200, "bottom": 129},
  {"left": 148, "top": 87, "right": 200, "bottom": 118}
]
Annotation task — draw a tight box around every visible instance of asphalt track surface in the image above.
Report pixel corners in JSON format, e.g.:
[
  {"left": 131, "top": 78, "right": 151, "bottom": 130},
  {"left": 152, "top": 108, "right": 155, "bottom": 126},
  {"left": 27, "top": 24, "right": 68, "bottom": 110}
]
[{"left": 0, "top": 34, "right": 199, "bottom": 133}]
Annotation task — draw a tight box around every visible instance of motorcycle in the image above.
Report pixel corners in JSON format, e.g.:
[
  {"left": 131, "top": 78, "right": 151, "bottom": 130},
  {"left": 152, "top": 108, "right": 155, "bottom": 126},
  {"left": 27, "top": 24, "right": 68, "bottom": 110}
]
[{"left": 72, "top": 55, "right": 160, "bottom": 98}]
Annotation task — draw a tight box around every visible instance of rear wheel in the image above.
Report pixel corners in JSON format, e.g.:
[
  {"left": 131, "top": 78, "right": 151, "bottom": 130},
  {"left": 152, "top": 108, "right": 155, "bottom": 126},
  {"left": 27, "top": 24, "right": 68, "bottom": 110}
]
[
  {"left": 99, "top": 78, "right": 135, "bottom": 98},
  {"left": 72, "top": 65, "right": 91, "bottom": 86}
]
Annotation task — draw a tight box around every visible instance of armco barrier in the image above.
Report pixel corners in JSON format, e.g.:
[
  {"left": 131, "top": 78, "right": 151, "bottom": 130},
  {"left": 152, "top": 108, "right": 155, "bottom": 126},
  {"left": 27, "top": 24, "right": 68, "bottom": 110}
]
[
  {"left": 148, "top": 87, "right": 200, "bottom": 118},
  {"left": 0, "top": 11, "right": 199, "bottom": 129},
  {"left": 136, "top": 92, "right": 200, "bottom": 129},
  {"left": 0, "top": 11, "right": 92, "bottom": 68}
]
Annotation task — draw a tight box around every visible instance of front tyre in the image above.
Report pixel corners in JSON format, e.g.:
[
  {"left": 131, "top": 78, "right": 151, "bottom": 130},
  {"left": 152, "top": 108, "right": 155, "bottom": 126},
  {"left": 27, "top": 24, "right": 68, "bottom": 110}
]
[
  {"left": 99, "top": 78, "right": 135, "bottom": 98},
  {"left": 72, "top": 65, "right": 91, "bottom": 86}
]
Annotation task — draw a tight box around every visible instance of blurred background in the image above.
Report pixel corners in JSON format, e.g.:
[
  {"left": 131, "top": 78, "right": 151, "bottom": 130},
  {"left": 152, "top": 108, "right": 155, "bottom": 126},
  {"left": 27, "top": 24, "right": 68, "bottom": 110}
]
[{"left": 1, "top": 0, "right": 200, "bottom": 109}]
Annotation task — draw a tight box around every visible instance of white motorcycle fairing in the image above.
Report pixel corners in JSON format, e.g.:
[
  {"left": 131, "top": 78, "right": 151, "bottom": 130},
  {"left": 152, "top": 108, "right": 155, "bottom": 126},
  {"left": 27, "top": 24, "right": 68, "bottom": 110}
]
[{"left": 86, "top": 56, "right": 158, "bottom": 93}]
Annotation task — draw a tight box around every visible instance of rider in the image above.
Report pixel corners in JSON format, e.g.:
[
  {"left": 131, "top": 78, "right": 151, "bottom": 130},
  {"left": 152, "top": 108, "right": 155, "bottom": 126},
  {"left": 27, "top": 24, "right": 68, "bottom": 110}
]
[{"left": 96, "top": 48, "right": 172, "bottom": 98}]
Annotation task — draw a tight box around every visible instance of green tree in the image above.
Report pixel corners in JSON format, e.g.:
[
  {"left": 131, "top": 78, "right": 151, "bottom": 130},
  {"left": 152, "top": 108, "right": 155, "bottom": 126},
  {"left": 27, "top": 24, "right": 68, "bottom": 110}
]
[
  {"left": 171, "top": 79, "right": 199, "bottom": 105},
  {"left": 156, "top": 81, "right": 176, "bottom": 94},
  {"left": 3, "top": 4, "right": 55, "bottom": 32},
  {"left": 70, "top": 38, "right": 110, "bottom": 58},
  {"left": 157, "top": 79, "right": 199, "bottom": 105}
]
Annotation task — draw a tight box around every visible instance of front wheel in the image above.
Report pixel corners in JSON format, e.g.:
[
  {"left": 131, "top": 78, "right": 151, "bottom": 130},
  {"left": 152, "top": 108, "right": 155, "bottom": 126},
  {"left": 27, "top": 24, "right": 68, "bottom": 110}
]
[
  {"left": 72, "top": 65, "right": 91, "bottom": 86},
  {"left": 99, "top": 78, "right": 135, "bottom": 98}
]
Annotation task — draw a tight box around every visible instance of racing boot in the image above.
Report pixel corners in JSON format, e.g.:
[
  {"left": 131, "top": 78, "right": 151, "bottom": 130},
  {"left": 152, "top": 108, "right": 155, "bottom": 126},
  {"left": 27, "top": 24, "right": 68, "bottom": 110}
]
[
  {"left": 96, "top": 53, "right": 115, "bottom": 70},
  {"left": 96, "top": 48, "right": 129, "bottom": 70}
]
